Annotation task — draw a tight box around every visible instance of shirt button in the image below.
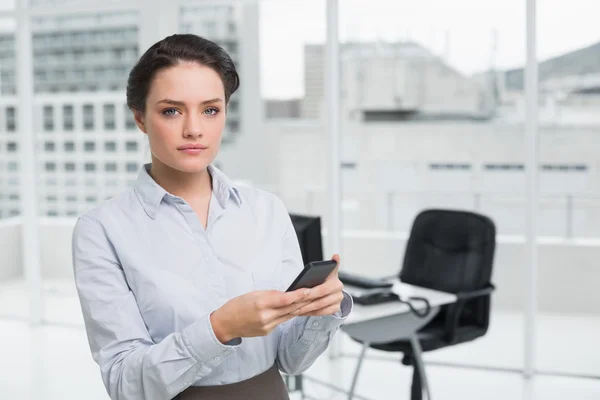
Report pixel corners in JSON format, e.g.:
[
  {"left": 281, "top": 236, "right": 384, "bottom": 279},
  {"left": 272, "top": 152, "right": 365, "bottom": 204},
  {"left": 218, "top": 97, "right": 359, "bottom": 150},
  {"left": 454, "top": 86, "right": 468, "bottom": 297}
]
[
  {"left": 224, "top": 350, "right": 231, "bottom": 355},
  {"left": 214, "top": 356, "right": 221, "bottom": 361},
  {"left": 312, "top": 322, "right": 320, "bottom": 327}
]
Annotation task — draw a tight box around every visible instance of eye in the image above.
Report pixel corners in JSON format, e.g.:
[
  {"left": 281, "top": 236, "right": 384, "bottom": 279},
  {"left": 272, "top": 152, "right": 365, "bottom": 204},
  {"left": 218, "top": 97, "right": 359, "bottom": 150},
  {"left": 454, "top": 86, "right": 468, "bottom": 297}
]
[
  {"left": 162, "top": 108, "right": 179, "bottom": 117},
  {"left": 204, "top": 107, "right": 219, "bottom": 116}
]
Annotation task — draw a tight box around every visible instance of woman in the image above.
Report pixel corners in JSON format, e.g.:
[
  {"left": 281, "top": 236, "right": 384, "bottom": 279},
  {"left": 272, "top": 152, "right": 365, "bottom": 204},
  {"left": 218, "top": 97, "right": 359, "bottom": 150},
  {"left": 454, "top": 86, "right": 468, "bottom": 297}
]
[{"left": 71, "top": 34, "right": 352, "bottom": 400}]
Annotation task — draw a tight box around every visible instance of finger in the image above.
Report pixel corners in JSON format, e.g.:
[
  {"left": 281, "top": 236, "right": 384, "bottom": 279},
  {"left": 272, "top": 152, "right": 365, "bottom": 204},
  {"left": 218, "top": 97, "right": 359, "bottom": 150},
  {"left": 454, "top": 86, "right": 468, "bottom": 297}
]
[
  {"left": 326, "top": 254, "right": 341, "bottom": 280},
  {"left": 299, "top": 304, "right": 341, "bottom": 317},
  {"left": 305, "top": 279, "right": 344, "bottom": 301},
  {"left": 264, "top": 312, "right": 296, "bottom": 332},
  {"left": 273, "top": 300, "right": 311, "bottom": 317},
  {"left": 294, "top": 291, "right": 344, "bottom": 315},
  {"left": 257, "top": 288, "right": 310, "bottom": 310}
]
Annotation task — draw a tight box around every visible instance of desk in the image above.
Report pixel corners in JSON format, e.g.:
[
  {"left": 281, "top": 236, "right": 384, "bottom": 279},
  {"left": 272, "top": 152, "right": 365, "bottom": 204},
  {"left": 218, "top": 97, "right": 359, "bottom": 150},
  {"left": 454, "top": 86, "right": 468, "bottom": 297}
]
[{"left": 340, "top": 281, "right": 457, "bottom": 400}]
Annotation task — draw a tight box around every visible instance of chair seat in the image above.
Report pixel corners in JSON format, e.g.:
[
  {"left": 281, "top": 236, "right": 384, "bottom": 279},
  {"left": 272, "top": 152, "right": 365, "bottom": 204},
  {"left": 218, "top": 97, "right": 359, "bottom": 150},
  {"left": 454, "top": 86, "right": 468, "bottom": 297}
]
[{"left": 365, "top": 322, "right": 487, "bottom": 354}]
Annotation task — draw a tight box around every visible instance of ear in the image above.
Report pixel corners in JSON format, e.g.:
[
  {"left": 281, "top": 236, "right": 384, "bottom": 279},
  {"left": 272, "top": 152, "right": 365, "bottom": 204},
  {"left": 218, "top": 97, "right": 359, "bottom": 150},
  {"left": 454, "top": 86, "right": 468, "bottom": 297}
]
[{"left": 133, "top": 109, "right": 147, "bottom": 134}]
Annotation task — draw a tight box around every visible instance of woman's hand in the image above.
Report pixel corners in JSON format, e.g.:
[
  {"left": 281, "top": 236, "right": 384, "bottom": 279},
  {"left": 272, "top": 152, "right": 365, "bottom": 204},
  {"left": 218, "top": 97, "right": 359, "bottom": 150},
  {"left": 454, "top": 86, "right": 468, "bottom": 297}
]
[
  {"left": 294, "top": 254, "right": 345, "bottom": 317},
  {"left": 210, "top": 287, "right": 311, "bottom": 343}
]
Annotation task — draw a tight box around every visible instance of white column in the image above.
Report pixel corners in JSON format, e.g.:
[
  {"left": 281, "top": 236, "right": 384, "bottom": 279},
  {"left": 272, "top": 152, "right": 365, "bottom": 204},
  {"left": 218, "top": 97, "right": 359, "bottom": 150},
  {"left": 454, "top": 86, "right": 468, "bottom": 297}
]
[
  {"left": 325, "top": 0, "right": 342, "bottom": 358},
  {"left": 524, "top": 0, "right": 538, "bottom": 379},
  {"left": 325, "top": 0, "right": 341, "bottom": 256},
  {"left": 16, "top": 0, "right": 43, "bottom": 325}
]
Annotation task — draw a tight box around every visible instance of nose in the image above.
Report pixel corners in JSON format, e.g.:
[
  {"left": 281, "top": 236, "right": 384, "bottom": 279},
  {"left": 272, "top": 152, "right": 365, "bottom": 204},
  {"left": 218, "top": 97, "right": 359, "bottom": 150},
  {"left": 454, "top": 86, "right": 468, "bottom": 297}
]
[{"left": 183, "top": 113, "right": 204, "bottom": 138}]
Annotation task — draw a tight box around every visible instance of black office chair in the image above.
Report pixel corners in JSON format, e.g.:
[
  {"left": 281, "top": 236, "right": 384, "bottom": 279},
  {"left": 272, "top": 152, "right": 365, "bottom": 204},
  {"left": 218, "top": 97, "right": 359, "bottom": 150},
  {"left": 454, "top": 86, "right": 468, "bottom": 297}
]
[{"left": 351, "top": 209, "right": 496, "bottom": 400}]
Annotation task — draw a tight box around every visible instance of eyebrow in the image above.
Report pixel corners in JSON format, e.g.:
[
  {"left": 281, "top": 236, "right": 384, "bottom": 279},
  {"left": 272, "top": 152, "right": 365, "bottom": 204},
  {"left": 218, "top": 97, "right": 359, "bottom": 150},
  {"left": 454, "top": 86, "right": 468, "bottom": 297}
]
[{"left": 156, "top": 98, "right": 224, "bottom": 106}]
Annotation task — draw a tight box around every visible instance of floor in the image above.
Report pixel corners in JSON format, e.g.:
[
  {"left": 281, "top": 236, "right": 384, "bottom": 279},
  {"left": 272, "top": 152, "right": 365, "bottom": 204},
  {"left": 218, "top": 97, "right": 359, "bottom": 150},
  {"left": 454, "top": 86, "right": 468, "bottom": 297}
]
[{"left": 1, "top": 279, "right": 600, "bottom": 399}]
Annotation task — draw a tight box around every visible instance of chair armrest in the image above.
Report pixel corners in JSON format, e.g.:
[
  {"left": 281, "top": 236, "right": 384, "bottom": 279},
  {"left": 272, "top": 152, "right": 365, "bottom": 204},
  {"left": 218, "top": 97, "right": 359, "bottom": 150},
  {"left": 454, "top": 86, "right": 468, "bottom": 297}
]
[
  {"left": 442, "top": 284, "right": 495, "bottom": 343},
  {"left": 455, "top": 284, "right": 495, "bottom": 301}
]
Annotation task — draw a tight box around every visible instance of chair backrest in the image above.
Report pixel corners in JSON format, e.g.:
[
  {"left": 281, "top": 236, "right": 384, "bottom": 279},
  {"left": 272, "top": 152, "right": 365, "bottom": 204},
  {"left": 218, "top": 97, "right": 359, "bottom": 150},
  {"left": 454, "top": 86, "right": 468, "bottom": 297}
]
[{"left": 400, "top": 209, "right": 496, "bottom": 294}]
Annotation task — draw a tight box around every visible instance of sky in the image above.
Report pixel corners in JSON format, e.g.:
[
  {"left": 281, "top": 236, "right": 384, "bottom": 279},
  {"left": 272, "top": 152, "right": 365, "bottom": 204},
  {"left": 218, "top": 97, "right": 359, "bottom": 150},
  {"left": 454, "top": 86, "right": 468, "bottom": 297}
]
[{"left": 259, "top": 0, "right": 600, "bottom": 99}]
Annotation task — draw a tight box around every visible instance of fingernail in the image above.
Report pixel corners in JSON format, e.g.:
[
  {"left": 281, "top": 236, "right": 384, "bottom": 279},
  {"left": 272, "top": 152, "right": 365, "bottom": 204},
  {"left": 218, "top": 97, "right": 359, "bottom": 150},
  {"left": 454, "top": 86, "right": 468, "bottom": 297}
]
[{"left": 304, "top": 289, "right": 311, "bottom": 296}]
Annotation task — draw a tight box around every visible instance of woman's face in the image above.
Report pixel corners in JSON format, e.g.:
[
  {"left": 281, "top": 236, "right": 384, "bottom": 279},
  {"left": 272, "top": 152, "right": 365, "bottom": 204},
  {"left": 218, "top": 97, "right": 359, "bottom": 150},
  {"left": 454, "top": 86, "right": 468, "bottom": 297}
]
[{"left": 135, "top": 62, "right": 227, "bottom": 174}]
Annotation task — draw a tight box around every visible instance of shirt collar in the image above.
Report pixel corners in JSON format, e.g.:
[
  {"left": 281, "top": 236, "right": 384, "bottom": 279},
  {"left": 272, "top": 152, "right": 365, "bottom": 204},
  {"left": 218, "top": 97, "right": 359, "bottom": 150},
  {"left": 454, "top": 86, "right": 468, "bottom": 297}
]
[{"left": 134, "top": 163, "right": 242, "bottom": 219}]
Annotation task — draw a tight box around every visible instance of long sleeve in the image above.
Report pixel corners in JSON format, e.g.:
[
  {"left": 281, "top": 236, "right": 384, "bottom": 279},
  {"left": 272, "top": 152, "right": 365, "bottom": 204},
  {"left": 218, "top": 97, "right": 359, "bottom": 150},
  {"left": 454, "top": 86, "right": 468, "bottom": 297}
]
[
  {"left": 273, "top": 200, "right": 353, "bottom": 375},
  {"left": 72, "top": 216, "right": 239, "bottom": 400}
]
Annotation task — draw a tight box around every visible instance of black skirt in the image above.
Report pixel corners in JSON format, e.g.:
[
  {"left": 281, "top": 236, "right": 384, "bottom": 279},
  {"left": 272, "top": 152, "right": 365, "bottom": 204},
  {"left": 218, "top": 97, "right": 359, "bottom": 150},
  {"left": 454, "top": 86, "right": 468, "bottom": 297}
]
[{"left": 176, "top": 364, "right": 291, "bottom": 400}]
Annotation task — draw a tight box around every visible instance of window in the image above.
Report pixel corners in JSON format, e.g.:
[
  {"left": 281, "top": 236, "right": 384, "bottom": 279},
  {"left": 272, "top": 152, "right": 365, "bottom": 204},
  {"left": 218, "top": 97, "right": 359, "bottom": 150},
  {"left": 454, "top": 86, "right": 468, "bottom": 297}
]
[
  {"left": 126, "top": 162, "right": 138, "bottom": 172},
  {"left": 7, "top": 162, "right": 18, "bottom": 171},
  {"left": 105, "top": 162, "right": 117, "bottom": 172},
  {"left": 66, "top": 195, "right": 77, "bottom": 202},
  {"left": 484, "top": 163, "right": 525, "bottom": 171},
  {"left": 84, "top": 162, "right": 96, "bottom": 172},
  {"left": 45, "top": 162, "right": 56, "bottom": 172},
  {"left": 46, "top": 210, "right": 58, "bottom": 217},
  {"left": 64, "top": 141, "right": 75, "bottom": 152},
  {"left": 126, "top": 141, "right": 138, "bottom": 152},
  {"left": 65, "top": 162, "right": 76, "bottom": 172},
  {"left": 541, "top": 164, "right": 588, "bottom": 172},
  {"left": 6, "top": 106, "right": 16, "bottom": 132},
  {"left": 84, "top": 141, "right": 96, "bottom": 152},
  {"left": 43, "top": 105, "right": 54, "bottom": 131},
  {"left": 46, "top": 195, "right": 57, "bottom": 202},
  {"left": 63, "top": 105, "right": 74, "bottom": 131},
  {"left": 44, "top": 142, "right": 55, "bottom": 152},
  {"left": 7, "top": 142, "right": 17, "bottom": 152},
  {"left": 103, "top": 104, "right": 116, "bottom": 130},
  {"left": 125, "top": 104, "right": 137, "bottom": 130},
  {"left": 9, "top": 194, "right": 19, "bottom": 201},
  {"left": 104, "top": 141, "right": 117, "bottom": 152},
  {"left": 85, "top": 196, "right": 97, "bottom": 203},
  {"left": 83, "top": 104, "right": 94, "bottom": 130},
  {"left": 430, "top": 163, "right": 472, "bottom": 171}
]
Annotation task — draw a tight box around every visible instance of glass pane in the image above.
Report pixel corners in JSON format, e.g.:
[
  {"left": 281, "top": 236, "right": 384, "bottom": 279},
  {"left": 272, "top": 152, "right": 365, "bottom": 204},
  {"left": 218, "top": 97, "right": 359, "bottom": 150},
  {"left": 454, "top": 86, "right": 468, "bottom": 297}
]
[
  {"left": 28, "top": 9, "right": 143, "bottom": 328},
  {"left": 537, "top": 0, "right": 600, "bottom": 378},
  {"left": 338, "top": 0, "right": 526, "bottom": 372},
  {"left": 0, "top": 17, "right": 23, "bottom": 321}
]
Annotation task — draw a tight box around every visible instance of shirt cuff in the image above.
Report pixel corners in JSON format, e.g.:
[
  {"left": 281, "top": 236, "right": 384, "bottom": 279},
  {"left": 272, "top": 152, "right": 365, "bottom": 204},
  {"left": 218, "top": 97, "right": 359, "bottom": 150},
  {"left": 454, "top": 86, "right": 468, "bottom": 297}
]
[{"left": 182, "top": 313, "right": 240, "bottom": 366}]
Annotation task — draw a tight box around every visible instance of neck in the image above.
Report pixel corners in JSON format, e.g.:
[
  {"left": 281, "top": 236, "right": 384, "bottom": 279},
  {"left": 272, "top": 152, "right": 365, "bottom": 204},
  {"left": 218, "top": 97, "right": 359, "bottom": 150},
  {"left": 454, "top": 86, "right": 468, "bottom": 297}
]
[{"left": 148, "top": 158, "right": 212, "bottom": 203}]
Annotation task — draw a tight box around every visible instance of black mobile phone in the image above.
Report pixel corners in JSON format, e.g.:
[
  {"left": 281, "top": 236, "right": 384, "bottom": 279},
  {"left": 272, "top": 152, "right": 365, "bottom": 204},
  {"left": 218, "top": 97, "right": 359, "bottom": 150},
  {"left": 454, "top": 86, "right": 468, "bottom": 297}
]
[{"left": 285, "top": 260, "right": 337, "bottom": 292}]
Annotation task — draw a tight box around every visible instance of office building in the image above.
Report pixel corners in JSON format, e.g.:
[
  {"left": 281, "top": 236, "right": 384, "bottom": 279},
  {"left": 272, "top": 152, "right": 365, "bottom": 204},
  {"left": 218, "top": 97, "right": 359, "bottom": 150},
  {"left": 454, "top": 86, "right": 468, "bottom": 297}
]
[{"left": 0, "top": 2, "right": 255, "bottom": 218}]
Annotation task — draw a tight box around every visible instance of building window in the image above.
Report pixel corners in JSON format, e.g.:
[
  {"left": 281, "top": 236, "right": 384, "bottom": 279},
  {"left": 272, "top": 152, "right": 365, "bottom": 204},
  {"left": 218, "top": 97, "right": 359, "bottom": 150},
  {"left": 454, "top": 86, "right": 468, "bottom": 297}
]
[
  {"left": 126, "top": 162, "right": 138, "bottom": 172},
  {"left": 125, "top": 104, "right": 136, "bottom": 130},
  {"left": 541, "top": 164, "right": 588, "bottom": 172},
  {"left": 47, "top": 210, "right": 59, "bottom": 217},
  {"left": 44, "top": 142, "right": 55, "bottom": 152},
  {"left": 104, "top": 104, "right": 116, "bottom": 130},
  {"left": 45, "top": 162, "right": 56, "bottom": 172},
  {"left": 84, "top": 162, "right": 96, "bottom": 172},
  {"left": 105, "top": 162, "right": 117, "bottom": 172},
  {"left": 105, "top": 141, "right": 117, "bottom": 152},
  {"left": 7, "top": 142, "right": 17, "bottom": 152},
  {"left": 83, "top": 104, "right": 94, "bottom": 131},
  {"left": 63, "top": 105, "right": 74, "bottom": 131},
  {"left": 84, "top": 141, "right": 96, "bottom": 152},
  {"left": 6, "top": 106, "right": 16, "bottom": 132},
  {"left": 126, "top": 141, "right": 138, "bottom": 152},
  {"left": 85, "top": 196, "right": 97, "bottom": 203},
  {"left": 9, "top": 193, "right": 20, "bottom": 201},
  {"left": 64, "top": 141, "right": 75, "bottom": 152},
  {"left": 7, "top": 161, "right": 18, "bottom": 171},
  {"left": 66, "top": 195, "right": 77, "bottom": 202},
  {"left": 43, "top": 105, "right": 54, "bottom": 131},
  {"left": 65, "top": 162, "right": 76, "bottom": 172},
  {"left": 46, "top": 195, "right": 57, "bottom": 202},
  {"left": 484, "top": 163, "right": 524, "bottom": 171},
  {"left": 430, "top": 163, "right": 472, "bottom": 171}
]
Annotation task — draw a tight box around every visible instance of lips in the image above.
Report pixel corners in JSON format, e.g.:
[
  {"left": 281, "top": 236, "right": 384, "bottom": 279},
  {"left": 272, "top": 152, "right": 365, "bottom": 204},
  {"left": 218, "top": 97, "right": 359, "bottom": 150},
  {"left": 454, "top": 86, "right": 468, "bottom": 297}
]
[{"left": 177, "top": 144, "right": 208, "bottom": 150}]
